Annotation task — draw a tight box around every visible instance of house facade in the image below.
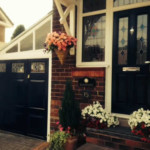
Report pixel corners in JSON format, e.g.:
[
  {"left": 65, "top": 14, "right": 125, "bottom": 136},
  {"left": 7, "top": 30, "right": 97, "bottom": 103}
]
[
  {"left": 0, "top": 7, "right": 13, "bottom": 49},
  {"left": 51, "top": 0, "right": 150, "bottom": 130}
]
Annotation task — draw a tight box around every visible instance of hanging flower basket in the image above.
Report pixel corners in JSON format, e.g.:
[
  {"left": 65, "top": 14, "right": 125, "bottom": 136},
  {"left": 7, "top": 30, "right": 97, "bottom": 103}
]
[
  {"left": 55, "top": 49, "right": 68, "bottom": 65},
  {"left": 44, "top": 32, "right": 77, "bottom": 65}
]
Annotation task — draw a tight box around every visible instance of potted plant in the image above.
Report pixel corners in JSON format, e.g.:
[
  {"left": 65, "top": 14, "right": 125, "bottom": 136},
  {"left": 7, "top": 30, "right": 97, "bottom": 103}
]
[
  {"left": 49, "top": 130, "right": 71, "bottom": 150},
  {"left": 44, "top": 32, "right": 77, "bottom": 64},
  {"left": 59, "top": 80, "right": 81, "bottom": 150},
  {"left": 81, "top": 101, "right": 119, "bottom": 129},
  {"left": 128, "top": 108, "right": 150, "bottom": 143}
]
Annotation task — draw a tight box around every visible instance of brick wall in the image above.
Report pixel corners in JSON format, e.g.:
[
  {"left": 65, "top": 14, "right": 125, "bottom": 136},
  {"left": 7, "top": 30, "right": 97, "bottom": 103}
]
[{"left": 50, "top": 3, "right": 105, "bottom": 131}]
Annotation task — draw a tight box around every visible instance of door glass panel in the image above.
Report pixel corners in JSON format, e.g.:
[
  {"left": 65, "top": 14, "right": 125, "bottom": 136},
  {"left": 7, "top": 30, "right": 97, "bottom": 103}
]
[
  {"left": 31, "top": 62, "right": 45, "bottom": 73},
  {"left": 114, "top": 0, "right": 150, "bottom": 7},
  {"left": 12, "top": 63, "right": 24, "bottom": 73},
  {"left": 0, "top": 63, "right": 6, "bottom": 72},
  {"left": 82, "top": 14, "right": 105, "bottom": 62},
  {"left": 118, "top": 17, "right": 128, "bottom": 65},
  {"left": 136, "top": 14, "right": 148, "bottom": 64},
  {"left": 83, "top": 0, "right": 106, "bottom": 13}
]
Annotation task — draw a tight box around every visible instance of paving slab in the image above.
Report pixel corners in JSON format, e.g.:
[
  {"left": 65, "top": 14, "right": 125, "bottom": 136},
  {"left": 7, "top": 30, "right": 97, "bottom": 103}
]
[
  {"left": 0, "top": 130, "right": 44, "bottom": 150},
  {"left": 77, "top": 143, "right": 115, "bottom": 150}
]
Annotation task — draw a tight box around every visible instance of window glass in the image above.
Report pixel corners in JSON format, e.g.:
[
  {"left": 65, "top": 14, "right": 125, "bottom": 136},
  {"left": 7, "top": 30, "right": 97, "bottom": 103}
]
[
  {"left": 20, "top": 34, "right": 33, "bottom": 51},
  {"left": 31, "top": 62, "right": 45, "bottom": 73},
  {"left": 6, "top": 45, "right": 18, "bottom": 53},
  {"left": 114, "top": 0, "right": 150, "bottom": 7},
  {"left": 35, "top": 21, "right": 51, "bottom": 49},
  {"left": 12, "top": 63, "right": 24, "bottom": 73},
  {"left": 0, "top": 63, "right": 6, "bottom": 72},
  {"left": 82, "top": 14, "right": 105, "bottom": 62},
  {"left": 136, "top": 14, "right": 148, "bottom": 64},
  {"left": 83, "top": 0, "right": 106, "bottom": 13},
  {"left": 118, "top": 17, "right": 128, "bottom": 65}
]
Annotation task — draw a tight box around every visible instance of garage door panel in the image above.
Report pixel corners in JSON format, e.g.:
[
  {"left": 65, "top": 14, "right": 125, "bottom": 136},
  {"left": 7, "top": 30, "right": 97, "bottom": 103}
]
[
  {"left": 28, "top": 80, "right": 46, "bottom": 108},
  {"left": 0, "top": 59, "right": 48, "bottom": 139},
  {"left": 27, "top": 112, "right": 46, "bottom": 138}
]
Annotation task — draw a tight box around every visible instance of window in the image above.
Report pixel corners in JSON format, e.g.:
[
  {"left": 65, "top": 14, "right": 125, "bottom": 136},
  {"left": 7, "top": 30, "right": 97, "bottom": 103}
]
[
  {"left": 6, "top": 44, "right": 18, "bottom": 53},
  {"left": 82, "top": 14, "right": 105, "bottom": 62},
  {"left": 20, "top": 34, "right": 33, "bottom": 51},
  {"left": 35, "top": 21, "right": 51, "bottom": 49},
  {"left": 77, "top": 0, "right": 106, "bottom": 67}
]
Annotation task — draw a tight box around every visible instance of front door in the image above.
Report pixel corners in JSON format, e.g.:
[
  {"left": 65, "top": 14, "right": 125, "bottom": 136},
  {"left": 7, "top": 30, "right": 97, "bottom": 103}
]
[{"left": 112, "top": 7, "right": 150, "bottom": 114}]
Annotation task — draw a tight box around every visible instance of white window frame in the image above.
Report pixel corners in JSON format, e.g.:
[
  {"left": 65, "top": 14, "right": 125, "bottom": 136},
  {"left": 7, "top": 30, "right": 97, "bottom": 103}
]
[{"left": 76, "top": 0, "right": 150, "bottom": 119}]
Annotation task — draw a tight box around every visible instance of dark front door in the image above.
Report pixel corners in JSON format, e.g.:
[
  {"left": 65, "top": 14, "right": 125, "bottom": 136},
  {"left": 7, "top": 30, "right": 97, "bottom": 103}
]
[
  {"left": 0, "top": 59, "right": 48, "bottom": 139},
  {"left": 112, "top": 7, "right": 150, "bottom": 114}
]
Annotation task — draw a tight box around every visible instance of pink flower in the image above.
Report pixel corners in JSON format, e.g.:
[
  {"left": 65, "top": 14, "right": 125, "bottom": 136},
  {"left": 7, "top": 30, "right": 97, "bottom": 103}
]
[{"left": 56, "top": 121, "right": 59, "bottom": 125}]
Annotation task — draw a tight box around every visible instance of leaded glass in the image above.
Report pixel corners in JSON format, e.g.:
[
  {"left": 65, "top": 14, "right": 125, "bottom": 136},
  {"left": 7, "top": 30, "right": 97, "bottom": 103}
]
[
  {"left": 12, "top": 63, "right": 24, "bottom": 73},
  {"left": 136, "top": 14, "right": 148, "bottom": 64},
  {"left": 0, "top": 63, "right": 6, "bottom": 72},
  {"left": 114, "top": 0, "right": 150, "bottom": 7},
  {"left": 31, "top": 62, "right": 45, "bottom": 73},
  {"left": 83, "top": 0, "right": 106, "bottom": 13},
  {"left": 82, "top": 14, "right": 105, "bottom": 62},
  {"left": 118, "top": 17, "right": 128, "bottom": 65}
]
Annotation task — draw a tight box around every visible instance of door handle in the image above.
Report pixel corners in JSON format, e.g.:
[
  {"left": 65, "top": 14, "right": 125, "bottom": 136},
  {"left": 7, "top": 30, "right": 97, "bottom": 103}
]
[{"left": 27, "top": 74, "right": 30, "bottom": 79}]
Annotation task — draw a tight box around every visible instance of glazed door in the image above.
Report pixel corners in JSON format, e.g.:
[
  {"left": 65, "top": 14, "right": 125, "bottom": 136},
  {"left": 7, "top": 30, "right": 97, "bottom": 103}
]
[{"left": 112, "top": 7, "right": 150, "bottom": 114}]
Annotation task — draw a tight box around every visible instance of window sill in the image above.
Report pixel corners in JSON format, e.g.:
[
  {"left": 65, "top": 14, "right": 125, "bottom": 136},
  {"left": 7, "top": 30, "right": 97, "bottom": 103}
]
[{"left": 76, "top": 62, "right": 109, "bottom": 68}]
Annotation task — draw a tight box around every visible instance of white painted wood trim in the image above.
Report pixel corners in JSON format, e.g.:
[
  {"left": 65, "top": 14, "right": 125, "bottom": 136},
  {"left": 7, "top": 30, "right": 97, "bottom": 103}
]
[{"left": 47, "top": 14, "right": 53, "bottom": 142}]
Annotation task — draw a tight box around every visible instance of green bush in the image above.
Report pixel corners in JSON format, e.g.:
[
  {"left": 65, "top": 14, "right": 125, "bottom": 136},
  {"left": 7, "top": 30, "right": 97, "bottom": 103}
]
[
  {"left": 59, "top": 80, "right": 81, "bottom": 131},
  {"left": 50, "top": 131, "right": 70, "bottom": 150}
]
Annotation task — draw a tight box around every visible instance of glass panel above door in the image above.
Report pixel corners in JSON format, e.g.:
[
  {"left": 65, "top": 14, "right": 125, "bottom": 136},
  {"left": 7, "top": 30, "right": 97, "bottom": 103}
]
[
  {"left": 114, "top": 0, "right": 150, "bottom": 7},
  {"left": 83, "top": 0, "right": 106, "bottom": 13},
  {"left": 136, "top": 14, "right": 148, "bottom": 64},
  {"left": 118, "top": 17, "right": 128, "bottom": 65},
  {"left": 82, "top": 14, "right": 105, "bottom": 62}
]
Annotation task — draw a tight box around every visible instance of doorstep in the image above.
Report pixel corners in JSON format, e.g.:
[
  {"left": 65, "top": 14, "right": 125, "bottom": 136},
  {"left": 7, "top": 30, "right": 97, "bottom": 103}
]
[{"left": 86, "top": 126, "right": 150, "bottom": 150}]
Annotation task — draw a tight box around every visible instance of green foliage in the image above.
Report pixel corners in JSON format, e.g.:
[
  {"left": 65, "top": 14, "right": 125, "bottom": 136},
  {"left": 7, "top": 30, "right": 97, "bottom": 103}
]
[
  {"left": 11, "top": 25, "right": 25, "bottom": 39},
  {"left": 59, "top": 80, "right": 81, "bottom": 130},
  {"left": 50, "top": 131, "right": 70, "bottom": 150}
]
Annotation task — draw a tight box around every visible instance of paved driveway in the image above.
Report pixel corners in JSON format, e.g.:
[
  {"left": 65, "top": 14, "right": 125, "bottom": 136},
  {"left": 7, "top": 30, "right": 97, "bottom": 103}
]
[{"left": 0, "top": 130, "right": 44, "bottom": 150}]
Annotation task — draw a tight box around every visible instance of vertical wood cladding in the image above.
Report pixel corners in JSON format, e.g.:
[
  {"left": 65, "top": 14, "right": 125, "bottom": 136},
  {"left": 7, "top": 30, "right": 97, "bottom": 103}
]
[{"left": 51, "top": 2, "right": 105, "bottom": 131}]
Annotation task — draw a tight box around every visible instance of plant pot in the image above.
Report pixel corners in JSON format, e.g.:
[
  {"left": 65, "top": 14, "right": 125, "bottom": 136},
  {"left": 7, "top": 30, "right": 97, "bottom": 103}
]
[
  {"left": 55, "top": 49, "right": 68, "bottom": 65},
  {"left": 64, "top": 136, "right": 77, "bottom": 150}
]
